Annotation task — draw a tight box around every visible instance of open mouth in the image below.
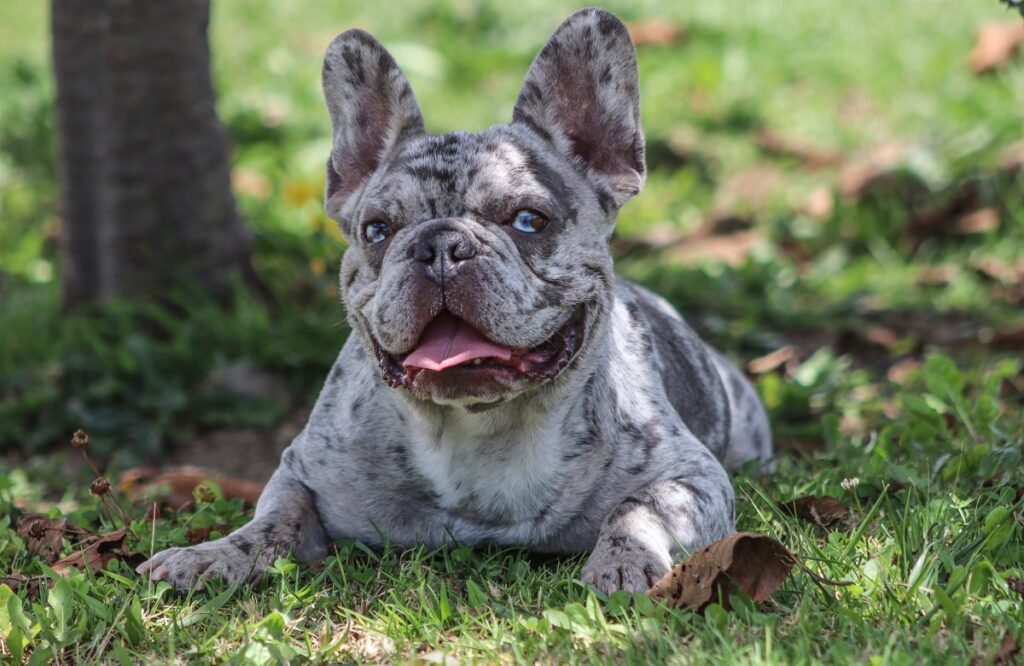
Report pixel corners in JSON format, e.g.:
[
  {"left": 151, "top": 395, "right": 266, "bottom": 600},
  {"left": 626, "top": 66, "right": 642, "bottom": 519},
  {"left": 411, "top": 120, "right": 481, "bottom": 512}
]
[{"left": 371, "top": 308, "right": 585, "bottom": 390}]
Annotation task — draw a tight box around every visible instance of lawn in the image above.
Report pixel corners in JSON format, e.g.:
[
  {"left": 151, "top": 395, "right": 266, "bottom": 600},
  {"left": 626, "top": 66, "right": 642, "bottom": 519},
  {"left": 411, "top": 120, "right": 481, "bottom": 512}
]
[{"left": 1, "top": 0, "right": 1023, "bottom": 663}]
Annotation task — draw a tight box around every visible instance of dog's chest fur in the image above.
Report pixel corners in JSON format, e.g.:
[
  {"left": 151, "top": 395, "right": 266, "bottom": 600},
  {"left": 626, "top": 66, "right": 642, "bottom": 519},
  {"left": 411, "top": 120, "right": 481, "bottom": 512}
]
[{"left": 403, "top": 404, "right": 573, "bottom": 525}]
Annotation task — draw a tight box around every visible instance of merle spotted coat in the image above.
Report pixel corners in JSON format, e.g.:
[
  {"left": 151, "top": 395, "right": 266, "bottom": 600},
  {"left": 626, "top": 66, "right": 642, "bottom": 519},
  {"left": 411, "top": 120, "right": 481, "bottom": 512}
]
[{"left": 138, "top": 8, "right": 772, "bottom": 595}]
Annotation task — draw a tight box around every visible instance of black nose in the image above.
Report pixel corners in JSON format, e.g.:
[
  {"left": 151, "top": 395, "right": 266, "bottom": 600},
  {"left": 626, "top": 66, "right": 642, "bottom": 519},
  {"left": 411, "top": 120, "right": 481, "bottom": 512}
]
[{"left": 412, "top": 226, "right": 477, "bottom": 281}]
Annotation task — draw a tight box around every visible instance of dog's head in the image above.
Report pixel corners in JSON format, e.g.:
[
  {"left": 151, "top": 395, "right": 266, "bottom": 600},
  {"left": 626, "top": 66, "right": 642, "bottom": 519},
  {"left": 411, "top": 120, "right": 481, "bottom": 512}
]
[{"left": 322, "top": 9, "right": 645, "bottom": 406}]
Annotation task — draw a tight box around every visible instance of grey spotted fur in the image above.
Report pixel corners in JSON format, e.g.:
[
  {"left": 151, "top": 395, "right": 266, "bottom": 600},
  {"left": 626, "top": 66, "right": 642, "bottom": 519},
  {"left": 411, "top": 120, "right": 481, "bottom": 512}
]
[{"left": 138, "top": 8, "right": 772, "bottom": 595}]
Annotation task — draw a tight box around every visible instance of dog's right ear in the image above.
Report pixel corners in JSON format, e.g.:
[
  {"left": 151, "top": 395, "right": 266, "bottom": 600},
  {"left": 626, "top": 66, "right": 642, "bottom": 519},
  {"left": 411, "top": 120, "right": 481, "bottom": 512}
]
[{"left": 322, "top": 30, "right": 425, "bottom": 225}]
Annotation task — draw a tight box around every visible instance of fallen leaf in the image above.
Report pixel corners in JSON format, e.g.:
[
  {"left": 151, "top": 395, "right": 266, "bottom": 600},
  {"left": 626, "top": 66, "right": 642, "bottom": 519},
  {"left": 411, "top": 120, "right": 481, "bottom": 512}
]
[
  {"left": 754, "top": 130, "right": 842, "bottom": 169},
  {"left": 955, "top": 208, "right": 1000, "bottom": 234},
  {"left": 667, "top": 230, "right": 763, "bottom": 267},
  {"left": 0, "top": 572, "right": 38, "bottom": 597},
  {"left": 231, "top": 168, "right": 271, "bottom": 199},
  {"left": 626, "top": 18, "right": 686, "bottom": 47},
  {"left": 917, "top": 265, "right": 960, "bottom": 287},
  {"left": 904, "top": 178, "right": 998, "bottom": 243},
  {"left": 777, "top": 496, "right": 851, "bottom": 529},
  {"left": 970, "top": 21, "right": 1024, "bottom": 74},
  {"left": 997, "top": 140, "right": 1024, "bottom": 175},
  {"left": 973, "top": 256, "right": 1024, "bottom": 284},
  {"left": 994, "top": 632, "right": 1020, "bottom": 664},
  {"left": 863, "top": 326, "right": 902, "bottom": 350},
  {"left": 887, "top": 358, "right": 921, "bottom": 384},
  {"left": 747, "top": 346, "right": 797, "bottom": 375},
  {"left": 991, "top": 325, "right": 1024, "bottom": 350},
  {"left": 717, "top": 165, "right": 786, "bottom": 212},
  {"left": 616, "top": 209, "right": 762, "bottom": 266},
  {"left": 51, "top": 530, "right": 130, "bottom": 576},
  {"left": 16, "top": 514, "right": 92, "bottom": 564},
  {"left": 648, "top": 532, "right": 794, "bottom": 612},
  {"left": 119, "top": 466, "right": 264, "bottom": 509},
  {"left": 839, "top": 140, "right": 913, "bottom": 200},
  {"left": 802, "top": 186, "right": 835, "bottom": 220},
  {"left": 1007, "top": 575, "right": 1024, "bottom": 598}
]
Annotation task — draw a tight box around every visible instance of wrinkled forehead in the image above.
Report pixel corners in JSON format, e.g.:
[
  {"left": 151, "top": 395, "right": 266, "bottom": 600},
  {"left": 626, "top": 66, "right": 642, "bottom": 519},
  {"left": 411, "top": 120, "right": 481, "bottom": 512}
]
[{"left": 362, "top": 129, "right": 576, "bottom": 221}]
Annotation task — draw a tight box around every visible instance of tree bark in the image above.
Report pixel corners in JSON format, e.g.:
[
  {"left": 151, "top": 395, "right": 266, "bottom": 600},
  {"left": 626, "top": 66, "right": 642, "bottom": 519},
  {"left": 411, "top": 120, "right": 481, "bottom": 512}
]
[{"left": 52, "top": 0, "right": 251, "bottom": 307}]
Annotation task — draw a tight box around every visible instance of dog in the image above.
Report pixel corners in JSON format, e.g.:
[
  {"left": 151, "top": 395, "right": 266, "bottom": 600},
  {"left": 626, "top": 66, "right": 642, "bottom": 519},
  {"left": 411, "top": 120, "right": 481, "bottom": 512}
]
[{"left": 137, "top": 8, "right": 772, "bottom": 595}]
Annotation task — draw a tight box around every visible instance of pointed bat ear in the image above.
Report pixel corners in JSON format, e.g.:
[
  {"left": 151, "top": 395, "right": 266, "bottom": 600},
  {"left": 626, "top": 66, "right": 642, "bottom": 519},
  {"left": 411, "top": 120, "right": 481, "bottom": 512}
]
[
  {"left": 512, "top": 9, "right": 645, "bottom": 209},
  {"left": 322, "top": 29, "right": 425, "bottom": 221}
]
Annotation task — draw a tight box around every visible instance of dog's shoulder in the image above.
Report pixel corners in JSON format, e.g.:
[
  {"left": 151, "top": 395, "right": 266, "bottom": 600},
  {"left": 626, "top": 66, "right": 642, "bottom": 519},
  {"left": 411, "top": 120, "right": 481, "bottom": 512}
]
[{"left": 610, "top": 278, "right": 731, "bottom": 457}]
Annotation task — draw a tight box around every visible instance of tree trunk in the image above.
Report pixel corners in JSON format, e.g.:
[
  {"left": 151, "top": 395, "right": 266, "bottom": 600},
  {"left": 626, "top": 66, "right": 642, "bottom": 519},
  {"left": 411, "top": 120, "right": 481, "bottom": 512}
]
[{"left": 51, "top": 0, "right": 251, "bottom": 307}]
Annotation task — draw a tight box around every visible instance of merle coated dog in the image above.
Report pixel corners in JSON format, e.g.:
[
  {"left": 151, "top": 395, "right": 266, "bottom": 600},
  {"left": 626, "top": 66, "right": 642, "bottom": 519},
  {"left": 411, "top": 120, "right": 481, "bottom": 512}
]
[{"left": 138, "top": 8, "right": 772, "bottom": 595}]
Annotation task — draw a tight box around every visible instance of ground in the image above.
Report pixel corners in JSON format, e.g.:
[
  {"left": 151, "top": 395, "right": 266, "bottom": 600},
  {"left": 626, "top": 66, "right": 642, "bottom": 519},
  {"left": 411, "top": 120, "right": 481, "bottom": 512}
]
[{"left": 1, "top": 0, "right": 1022, "bottom": 663}]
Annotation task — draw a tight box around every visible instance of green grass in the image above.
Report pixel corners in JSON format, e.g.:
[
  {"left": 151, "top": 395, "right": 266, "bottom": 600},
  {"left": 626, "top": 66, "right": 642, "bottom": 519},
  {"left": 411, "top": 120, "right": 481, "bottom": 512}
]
[
  {"left": 2, "top": 356, "right": 1022, "bottom": 663},
  {"left": 1, "top": 0, "right": 1023, "bottom": 663}
]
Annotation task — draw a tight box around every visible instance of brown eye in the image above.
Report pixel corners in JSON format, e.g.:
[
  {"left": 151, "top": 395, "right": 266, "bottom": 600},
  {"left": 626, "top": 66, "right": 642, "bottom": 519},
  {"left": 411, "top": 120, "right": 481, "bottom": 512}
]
[
  {"left": 364, "top": 220, "right": 392, "bottom": 244},
  {"left": 510, "top": 210, "right": 548, "bottom": 234}
]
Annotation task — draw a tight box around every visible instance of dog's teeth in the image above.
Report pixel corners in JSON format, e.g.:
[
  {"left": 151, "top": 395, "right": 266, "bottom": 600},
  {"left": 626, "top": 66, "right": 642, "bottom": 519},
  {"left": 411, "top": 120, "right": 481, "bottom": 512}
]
[{"left": 474, "top": 358, "right": 482, "bottom": 365}]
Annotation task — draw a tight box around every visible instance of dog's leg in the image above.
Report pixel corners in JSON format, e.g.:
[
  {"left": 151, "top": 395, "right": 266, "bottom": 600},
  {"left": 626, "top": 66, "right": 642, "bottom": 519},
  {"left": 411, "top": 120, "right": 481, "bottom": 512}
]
[
  {"left": 580, "top": 452, "right": 734, "bottom": 594},
  {"left": 136, "top": 465, "right": 330, "bottom": 591}
]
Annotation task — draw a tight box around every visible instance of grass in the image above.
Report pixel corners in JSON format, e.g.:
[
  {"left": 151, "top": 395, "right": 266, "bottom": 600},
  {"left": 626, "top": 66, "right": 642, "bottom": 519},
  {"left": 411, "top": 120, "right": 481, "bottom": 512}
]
[{"left": 1, "top": 0, "right": 1023, "bottom": 663}]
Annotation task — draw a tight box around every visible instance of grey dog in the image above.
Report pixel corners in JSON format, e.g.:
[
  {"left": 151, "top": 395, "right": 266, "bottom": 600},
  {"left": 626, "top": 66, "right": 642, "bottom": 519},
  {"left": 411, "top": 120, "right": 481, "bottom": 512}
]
[{"left": 138, "top": 7, "right": 772, "bottom": 595}]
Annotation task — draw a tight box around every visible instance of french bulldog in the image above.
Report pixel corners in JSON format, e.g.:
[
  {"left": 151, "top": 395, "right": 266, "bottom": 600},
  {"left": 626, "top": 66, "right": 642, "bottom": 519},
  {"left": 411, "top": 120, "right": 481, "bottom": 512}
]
[{"left": 138, "top": 7, "right": 772, "bottom": 595}]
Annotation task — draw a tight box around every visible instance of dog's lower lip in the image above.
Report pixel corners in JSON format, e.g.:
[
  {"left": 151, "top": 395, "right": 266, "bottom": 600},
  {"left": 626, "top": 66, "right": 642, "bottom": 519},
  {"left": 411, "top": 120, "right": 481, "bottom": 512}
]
[{"left": 371, "top": 308, "right": 586, "bottom": 389}]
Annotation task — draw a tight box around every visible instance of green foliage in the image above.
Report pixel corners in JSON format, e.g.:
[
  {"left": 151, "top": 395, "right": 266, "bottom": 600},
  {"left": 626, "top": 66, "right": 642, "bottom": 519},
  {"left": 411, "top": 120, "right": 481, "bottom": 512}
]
[
  {"left": 0, "top": 0, "right": 1023, "bottom": 661},
  {"left": 1, "top": 354, "right": 1021, "bottom": 663}
]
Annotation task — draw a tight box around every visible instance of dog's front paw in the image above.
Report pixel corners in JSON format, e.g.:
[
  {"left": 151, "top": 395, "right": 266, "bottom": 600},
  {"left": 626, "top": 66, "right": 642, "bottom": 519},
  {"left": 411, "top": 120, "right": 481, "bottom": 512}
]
[
  {"left": 580, "top": 538, "right": 671, "bottom": 595},
  {"left": 136, "top": 537, "right": 280, "bottom": 591}
]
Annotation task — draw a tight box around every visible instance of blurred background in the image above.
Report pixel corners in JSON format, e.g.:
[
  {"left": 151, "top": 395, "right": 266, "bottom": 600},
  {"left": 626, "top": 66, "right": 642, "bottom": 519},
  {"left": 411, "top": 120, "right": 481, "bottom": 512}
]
[{"left": 1, "top": 0, "right": 1022, "bottom": 487}]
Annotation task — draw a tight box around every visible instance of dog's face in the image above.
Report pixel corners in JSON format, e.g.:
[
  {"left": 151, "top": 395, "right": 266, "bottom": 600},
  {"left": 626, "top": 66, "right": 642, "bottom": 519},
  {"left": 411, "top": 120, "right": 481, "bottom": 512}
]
[{"left": 322, "top": 9, "right": 645, "bottom": 406}]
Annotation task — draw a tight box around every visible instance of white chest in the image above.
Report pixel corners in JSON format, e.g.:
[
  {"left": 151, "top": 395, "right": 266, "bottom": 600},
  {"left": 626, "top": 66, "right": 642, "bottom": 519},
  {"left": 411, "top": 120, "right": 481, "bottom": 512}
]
[{"left": 405, "top": 408, "right": 569, "bottom": 525}]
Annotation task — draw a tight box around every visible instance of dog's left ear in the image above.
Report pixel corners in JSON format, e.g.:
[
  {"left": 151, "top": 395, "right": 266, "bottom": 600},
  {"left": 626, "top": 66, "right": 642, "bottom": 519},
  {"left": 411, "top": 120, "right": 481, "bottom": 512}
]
[{"left": 513, "top": 9, "right": 645, "bottom": 208}]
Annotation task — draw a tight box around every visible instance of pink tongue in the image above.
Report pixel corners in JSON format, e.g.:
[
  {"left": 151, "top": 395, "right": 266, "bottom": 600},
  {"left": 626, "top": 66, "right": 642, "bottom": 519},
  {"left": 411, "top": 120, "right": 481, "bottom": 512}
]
[{"left": 403, "top": 312, "right": 514, "bottom": 372}]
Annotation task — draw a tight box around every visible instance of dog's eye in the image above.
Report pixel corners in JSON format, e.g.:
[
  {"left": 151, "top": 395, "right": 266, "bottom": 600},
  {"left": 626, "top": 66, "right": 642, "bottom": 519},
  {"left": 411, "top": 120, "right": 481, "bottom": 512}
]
[
  {"left": 510, "top": 210, "right": 548, "bottom": 234},
  {"left": 363, "top": 220, "right": 392, "bottom": 244}
]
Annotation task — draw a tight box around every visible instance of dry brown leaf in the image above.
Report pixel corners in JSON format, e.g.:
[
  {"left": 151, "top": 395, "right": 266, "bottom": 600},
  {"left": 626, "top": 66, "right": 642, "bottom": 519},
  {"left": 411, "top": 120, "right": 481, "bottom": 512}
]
[
  {"left": 917, "top": 265, "right": 960, "bottom": 287},
  {"left": 755, "top": 130, "right": 842, "bottom": 169},
  {"left": 51, "top": 530, "right": 132, "bottom": 576},
  {"left": 667, "top": 230, "right": 763, "bottom": 267},
  {"left": 802, "top": 186, "right": 835, "bottom": 221},
  {"left": 970, "top": 21, "right": 1024, "bottom": 74},
  {"left": 16, "top": 514, "right": 93, "bottom": 564},
  {"left": 973, "top": 256, "right": 1024, "bottom": 284},
  {"left": 1007, "top": 575, "right": 1024, "bottom": 598},
  {"left": 119, "top": 466, "right": 264, "bottom": 509},
  {"left": 777, "top": 496, "right": 851, "bottom": 530},
  {"left": 994, "top": 632, "right": 1021, "bottom": 664},
  {"left": 747, "top": 346, "right": 797, "bottom": 375},
  {"left": 990, "top": 325, "right": 1024, "bottom": 350},
  {"left": 955, "top": 208, "right": 1000, "bottom": 234},
  {"left": 648, "top": 532, "right": 794, "bottom": 612},
  {"left": 887, "top": 358, "right": 921, "bottom": 385},
  {"left": 626, "top": 18, "right": 686, "bottom": 47},
  {"left": 863, "top": 326, "right": 902, "bottom": 350},
  {"left": 0, "top": 572, "right": 37, "bottom": 596},
  {"left": 717, "top": 165, "right": 786, "bottom": 212},
  {"left": 998, "top": 140, "right": 1024, "bottom": 175},
  {"left": 231, "top": 168, "right": 271, "bottom": 199},
  {"left": 839, "top": 140, "right": 912, "bottom": 200}
]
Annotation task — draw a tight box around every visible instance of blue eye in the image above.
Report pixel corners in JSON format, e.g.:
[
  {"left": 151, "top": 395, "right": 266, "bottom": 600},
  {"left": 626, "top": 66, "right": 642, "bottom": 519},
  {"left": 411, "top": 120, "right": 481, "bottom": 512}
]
[
  {"left": 510, "top": 210, "right": 548, "bottom": 234},
  {"left": 364, "top": 220, "right": 391, "bottom": 244}
]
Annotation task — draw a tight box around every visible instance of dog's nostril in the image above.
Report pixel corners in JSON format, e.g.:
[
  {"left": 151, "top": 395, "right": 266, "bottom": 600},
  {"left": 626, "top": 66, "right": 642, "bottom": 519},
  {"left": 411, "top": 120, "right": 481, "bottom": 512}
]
[
  {"left": 413, "top": 240, "right": 435, "bottom": 264},
  {"left": 450, "top": 239, "right": 476, "bottom": 262}
]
